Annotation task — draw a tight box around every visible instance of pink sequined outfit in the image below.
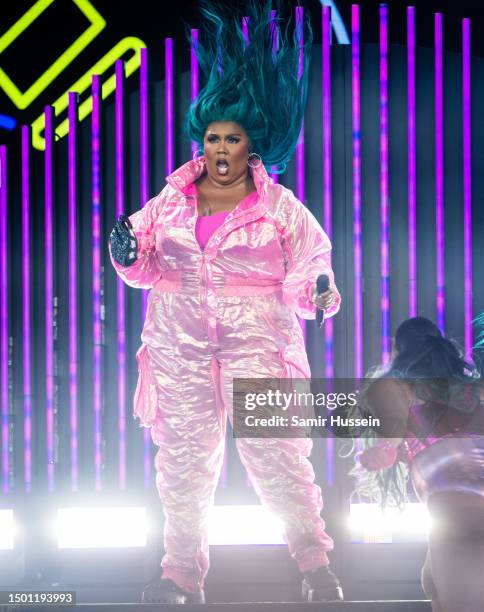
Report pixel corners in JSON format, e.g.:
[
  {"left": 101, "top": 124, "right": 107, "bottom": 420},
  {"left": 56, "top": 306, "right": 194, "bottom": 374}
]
[{"left": 109, "top": 158, "right": 341, "bottom": 594}]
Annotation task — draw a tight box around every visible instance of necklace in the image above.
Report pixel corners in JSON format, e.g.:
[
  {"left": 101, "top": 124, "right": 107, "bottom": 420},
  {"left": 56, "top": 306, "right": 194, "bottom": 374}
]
[
  {"left": 200, "top": 203, "right": 213, "bottom": 216},
  {"left": 199, "top": 196, "right": 233, "bottom": 217}
]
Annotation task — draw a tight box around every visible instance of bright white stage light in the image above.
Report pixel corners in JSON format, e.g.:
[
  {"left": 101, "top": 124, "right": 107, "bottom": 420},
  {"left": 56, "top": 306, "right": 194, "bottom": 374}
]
[
  {"left": 0, "top": 509, "right": 15, "bottom": 550},
  {"left": 348, "top": 502, "right": 432, "bottom": 543},
  {"left": 208, "top": 505, "right": 285, "bottom": 545},
  {"left": 56, "top": 507, "right": 148, "bottom": 549}
]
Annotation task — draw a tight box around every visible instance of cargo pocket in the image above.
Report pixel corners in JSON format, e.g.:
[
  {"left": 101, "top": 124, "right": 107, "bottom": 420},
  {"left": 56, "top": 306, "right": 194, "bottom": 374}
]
[{"left": 133, "top": 344, "right": 158, "bottom": 428}]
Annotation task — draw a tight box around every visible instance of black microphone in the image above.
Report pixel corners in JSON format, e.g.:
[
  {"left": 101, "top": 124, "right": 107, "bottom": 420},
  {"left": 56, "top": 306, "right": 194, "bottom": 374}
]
[{"left": 315, "top": 274, "right": 330, "bottom": 328}]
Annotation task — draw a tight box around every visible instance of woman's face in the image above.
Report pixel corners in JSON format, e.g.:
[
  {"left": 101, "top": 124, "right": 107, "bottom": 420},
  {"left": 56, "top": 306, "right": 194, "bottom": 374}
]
[{"left": 202, "top": 121, "right": 251, "bottom": 185}]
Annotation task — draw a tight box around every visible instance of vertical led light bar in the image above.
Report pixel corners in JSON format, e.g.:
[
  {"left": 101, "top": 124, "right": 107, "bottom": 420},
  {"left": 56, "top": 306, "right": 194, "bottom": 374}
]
[
  {"left": 115, "top": 61, "right": 127, "bottom": 490},
  {"left": 165, "top": 39, "right": 174, "bottom": 175},
  {"left": 352, "top": 5, "right": 363, "bottom": 379},
  {"left": 140, "top": 48, "right": 151, "bottom": 488},
  {"left": 434, "top": 13, "right": 445, "bottom": 333},
  {"left": 22, "top": 127, "right": 32, "bottom": 492},
  {"left": 91, "top": 76, "right": 102, "bottom": 491},
  {"left": 462, "top": 18, "right": 472, "bottom": 359},
  {"left": 68, "top": 94, "right": 79, "bottom": 491},
  {"left": 380, "top": 4, "right": 390, "bottom": 364},
  {"left": 141, "top": 49, "right": 149, "bottom": 318},
  {"left": 322, "top": 5, "right": 334, "bottom": 486},
  {"left": 0, "top": 146, "right": 8, "bottom": 492},
  {"left": 295, "top": 6, "right": 305, "bottom": 209},
  {"left": 322, "top": 6, "right": 334, "bottom": 379},
  {"left": 270, "top": 10, "right": 279, "bottom": 184},
  {"left": 242, "top": 16, "right": 249, "bottom": 45},
  {"left": 44, "top": 106, "right": 55, "bottom": 491},
  {"left": 295, "top": 6, "right": 306, "bottom": 341},
  {"left": 191, "top": 29, "right": 199, "bottom": 159},
  {"left": 407, "top": 6, "right": 417, "bottom": 317}
]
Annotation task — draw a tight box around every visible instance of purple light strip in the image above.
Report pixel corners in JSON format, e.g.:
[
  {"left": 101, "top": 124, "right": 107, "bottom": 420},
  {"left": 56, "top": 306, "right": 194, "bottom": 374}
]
[
  {"left": 0, "top": 146, "right": 8, "bottom": 492},
  {"left": 270, "top": 10, "right": 279, "bottom": 183},
  {"left": 22, "top": 127, "right": 32, "bottom": 492},
  {"left": 91, "top": 76, "right": 102, "bottom": 490},
  {"left": 322, "top": 5, "right": 334, "bottom": 486},
  {"left": 380, "top": 5, "right": 390, "bottom": 364},
  {"left": 435, "top": 13, "right": 445, "bottom": 333},
  {"left": 191, "top": 29, "right": 199, "bottom": 159},
  {"left": 68, "top": 94, "right": 78, "bottom": 491},
  {"left": 44, "top": 106, "right": 55, "bottom": 491},
  {"left": 295, "top": 6, "right": 306, "bottom": 341},
  {"left": 462, "top": 18, "right": 472, "bottom": 359},
  {"left": 141, "top": 48, "right": 149, "bottom": 316},
  {"left": 407, "top": 6, "right": 417, "bottom": 318},
  {"left": 352, "top": 5, "right": 363, "bottom": 379},
  {"left": 165, "top": 39, "right": 174, "bottom": 175},
  {"left": 242, "top": 16, "right": 249, "bottom": 46},
  {"left": 140, "top": 48, "right": 152, "bottom": 488},
  {"left": 242, "top": 13, "right": 277, "bottom": 185},
  {"left": 295, "top": 6, "right": 305, "bottom": 199},
  {"left": 115, "top": 61, "right": 127, "bottom": 490}
]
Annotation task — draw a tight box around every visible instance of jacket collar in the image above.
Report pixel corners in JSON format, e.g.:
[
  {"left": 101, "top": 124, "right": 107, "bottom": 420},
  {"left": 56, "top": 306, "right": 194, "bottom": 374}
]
[{"left": 165, "top": 157, "right": 273, "bottom": 202}]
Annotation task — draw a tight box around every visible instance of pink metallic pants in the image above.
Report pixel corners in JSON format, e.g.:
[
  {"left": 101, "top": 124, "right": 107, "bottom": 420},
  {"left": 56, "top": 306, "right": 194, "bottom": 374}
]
[{"left": 147, "top": 324, "right": 333, "bottom": 594}]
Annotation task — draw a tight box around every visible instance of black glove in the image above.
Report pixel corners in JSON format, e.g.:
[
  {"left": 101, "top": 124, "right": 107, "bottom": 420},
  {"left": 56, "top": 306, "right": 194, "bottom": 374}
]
[{"left": 109, "top": 214, "right": 138, "bottom": 267}]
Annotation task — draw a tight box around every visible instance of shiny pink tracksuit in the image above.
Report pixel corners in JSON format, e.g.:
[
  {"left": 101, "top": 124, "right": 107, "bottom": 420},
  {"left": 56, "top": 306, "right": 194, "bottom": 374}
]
[{"left": 109, "top": 157, "right": 341, "bottom": 594}]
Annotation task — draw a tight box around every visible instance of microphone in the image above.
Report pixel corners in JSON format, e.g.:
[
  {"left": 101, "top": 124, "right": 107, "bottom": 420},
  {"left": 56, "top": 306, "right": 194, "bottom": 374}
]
[{"left": 315, "top": 274, "right": 330, "bottom": 328}]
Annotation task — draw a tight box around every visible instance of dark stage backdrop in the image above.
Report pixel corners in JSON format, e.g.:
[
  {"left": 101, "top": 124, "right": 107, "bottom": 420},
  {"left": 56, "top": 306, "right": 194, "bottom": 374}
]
[{"left": 1, "top": 34, "right": 483, "bottom": 507}]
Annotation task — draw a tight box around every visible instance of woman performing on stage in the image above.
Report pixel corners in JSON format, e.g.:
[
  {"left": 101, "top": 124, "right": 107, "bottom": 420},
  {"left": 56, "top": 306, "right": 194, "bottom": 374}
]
[
  {"left": 109, "top": 0, "right": 342, "bottom": 604},
  {"left": 355, "top": 316, "right": 484, "bottom": 612}
]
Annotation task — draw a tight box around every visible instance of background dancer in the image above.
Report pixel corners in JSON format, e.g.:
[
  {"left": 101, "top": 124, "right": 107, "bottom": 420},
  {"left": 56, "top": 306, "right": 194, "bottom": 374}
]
[{"left": 355, "top": 316, "right": 484, "bottom": 612}]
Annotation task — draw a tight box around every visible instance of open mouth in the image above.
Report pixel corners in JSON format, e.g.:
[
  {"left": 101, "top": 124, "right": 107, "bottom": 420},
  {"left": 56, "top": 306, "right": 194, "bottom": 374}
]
[{"left": 216, "top": 159, "right": 229, "bottom": 175}]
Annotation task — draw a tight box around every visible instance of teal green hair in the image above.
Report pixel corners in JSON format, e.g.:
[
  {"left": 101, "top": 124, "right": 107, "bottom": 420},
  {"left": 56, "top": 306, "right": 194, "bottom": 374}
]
[
  {"left": 184, "top": 0, "right": 313, "bottom": 174},
  {"left": 475, "top": 312, "right": 484, "bottom": 350}
]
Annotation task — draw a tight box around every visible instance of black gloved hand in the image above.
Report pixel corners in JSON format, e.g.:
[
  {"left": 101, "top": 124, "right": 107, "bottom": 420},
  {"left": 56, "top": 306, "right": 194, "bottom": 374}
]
[{"left": 109, "top": 214, "right": 138, "bottom": 267}]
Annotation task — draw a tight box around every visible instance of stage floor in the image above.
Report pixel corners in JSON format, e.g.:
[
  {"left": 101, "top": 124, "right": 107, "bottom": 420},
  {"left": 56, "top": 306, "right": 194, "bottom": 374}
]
[{"left": 0, "top": 602, "right": 431, "bottom": 612}]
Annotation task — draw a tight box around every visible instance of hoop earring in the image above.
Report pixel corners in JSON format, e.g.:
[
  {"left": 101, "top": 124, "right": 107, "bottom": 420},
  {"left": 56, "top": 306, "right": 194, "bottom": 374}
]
[
  {"left": 247, "top": 153, "right": 262, "bottom": 168},
  {"left": 193, "top": 148, "right": 205, "bottom": 162}
]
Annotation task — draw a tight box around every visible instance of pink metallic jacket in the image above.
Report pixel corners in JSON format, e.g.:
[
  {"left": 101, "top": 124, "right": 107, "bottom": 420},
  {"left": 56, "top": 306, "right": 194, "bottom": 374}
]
[{"left": 109, "top": 157, "right": 341, "bottom": 426}]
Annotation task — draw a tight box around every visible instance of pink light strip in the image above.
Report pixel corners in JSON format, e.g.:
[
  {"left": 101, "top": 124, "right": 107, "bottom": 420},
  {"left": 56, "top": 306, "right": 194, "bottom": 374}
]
[
  {"left": 115, "top": 60, "right": 127, "bottom": 489},
  {"left": 352, "top": 5, "right": 363, "bottom": 378},
  {"left": 44, "top": 106, "right": 55, "bottom": 491},
  {"left": 462, "top": 18, "right": 473, "bottom": 359},
  {"left": 322, "top": 5, "right": 334, "bottom": 486},
  {"left": 407, "top": 6, "right": 417, "bottom": 317},
  {"left": 380, "top": 4, "right": 390, "bottom": 364},
  {"left": 91, "top": 76, "right": 103, "bottom": 490},
  {"left": 140, "top": 47, "right": 152, "bottom": 488},
  {"left": 68, "top": 93, "right": 79, "bottom": 491},
  {"left": 435, "top": 13, "right": 445, "bottom": 333},
  {"left": 21, "top": 127, "right": 32, "bottom": 492},
  {"left": 0, "top": 146, "right": 8, "bottom": 492}
]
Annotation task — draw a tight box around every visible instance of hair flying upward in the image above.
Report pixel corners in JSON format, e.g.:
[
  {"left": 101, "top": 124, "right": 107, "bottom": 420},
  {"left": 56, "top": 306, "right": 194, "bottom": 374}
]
[{"left": 184, "top": 0, "right": 313, "bottom": 174}]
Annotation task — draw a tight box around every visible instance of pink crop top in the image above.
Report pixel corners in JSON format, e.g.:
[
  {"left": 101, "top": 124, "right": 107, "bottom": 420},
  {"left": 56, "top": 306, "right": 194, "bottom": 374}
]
[
  {"left": 186, "top": 181, "right": 258, "bottom": 250},
  {"left": 195, "top": 210, "right": 230, "bottom": 250}
]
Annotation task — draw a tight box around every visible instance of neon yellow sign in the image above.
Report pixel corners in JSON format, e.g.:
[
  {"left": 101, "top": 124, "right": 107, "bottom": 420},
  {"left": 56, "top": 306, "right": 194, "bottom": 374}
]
[
  {"left": 0, "top": 0, "right": 106, "bottom": 110},
  {"left": 31, "top": 37, "right": 146, "bottom": 151}
]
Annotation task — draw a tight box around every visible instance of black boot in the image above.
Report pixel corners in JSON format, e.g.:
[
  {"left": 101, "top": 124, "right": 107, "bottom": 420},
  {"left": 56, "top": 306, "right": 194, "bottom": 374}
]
[
  {"left": 301, "top": 565, "right": 344, "bottom": 602},
  {"left": 141, "top": 578, "right": 205, "bottom": 604}
]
